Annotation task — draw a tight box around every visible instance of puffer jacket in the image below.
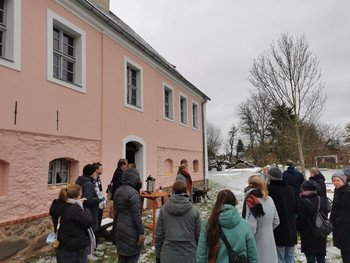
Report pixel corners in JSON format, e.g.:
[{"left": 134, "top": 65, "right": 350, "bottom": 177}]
[
  {"left": 75, "top": 174, "right": 100, "bottom": 231},
  {"left": 155, "top": 195, "right": 201, "bottom": 263},
  {"left": 197, "top": 204, "right": 258, "bottom": 263},
  {"left": 283, "top": 166, "right": 305, "bottom": 196},
  {"left": 330, "top": 184, "right": 350, "bottom": 251},
  {"left": 49, "top": 199, "right": 93, "bottom": 251},
  {"left": 114, "top": 167, "right": 144, "bottom": 256}
]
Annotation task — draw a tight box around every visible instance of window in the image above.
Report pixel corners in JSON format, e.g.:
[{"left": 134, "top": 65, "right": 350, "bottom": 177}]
[
  {"left": 0, "top": 159, "right": 9, "bottom": 196},
  {"left": 163, "top": 83, "right": 174, "bottom": 121},
  {"left": 193, "top": 160, "right": 199, "bottom": 172},
  {"left": 164, "top": 159, "right": 173, "bottom": 176},
  {"left": 0, "top": 0, "right": 21, "bottom": 71},
  {"left": 192, "top": 101, "right": 199, "bottom": 129},
  {"left": 124, "top": 57, "right": 143, "bottom": 111},
  {"left": 47, "top": 9, "right": 86, "bottom": 93},
  {"left": 179, "top": 93, "right": 188, "bottom": 126},
  {"left": 48, "top": 158, "right": 70, "bottom": 186}
]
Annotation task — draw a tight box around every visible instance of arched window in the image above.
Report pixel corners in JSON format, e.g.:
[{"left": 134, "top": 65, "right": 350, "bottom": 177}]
[
  {"left": 193, "top": 160, "right": 199, "bottom": 172},
  {"left": 48, "top": 158, "right": 70, "bottom": 186},
  {"left": 164, "top": 159, "right": 173, "bottom": 176},
  {"left": 0, "top": 160, "right": 9, "bottom": 196}
]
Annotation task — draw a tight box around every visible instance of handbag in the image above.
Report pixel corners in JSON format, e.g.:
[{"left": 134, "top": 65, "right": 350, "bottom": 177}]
[
  {"left": 219, "top": 225, "right": 250, "bottom": 263},
  {"left": 305, "top": 196, "right": 332, "bottom": 238},
  {"left": 46, "top": 217, "right": 60, "bottom": 248}
]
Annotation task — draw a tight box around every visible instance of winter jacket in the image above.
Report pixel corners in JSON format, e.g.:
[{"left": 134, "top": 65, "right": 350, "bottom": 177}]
[
  {"left": 155, "top": 195, "right": 201, "bottom": 263},
  {"left": 244, "top": 195, "right": 279, "bottom": 263},
  {"left": 283, "top": 166, "right": 305, "bottom": 196},
  {"left": 75, "top": 174, "right": 100, "bottom": 231},
  {"left": 309, "top": 173, "right": 327, "bottom": 199},
  {"left": 49, "top": 199, "right": 93, "bottom": 251},
  {"left": 197, "top": 204, "right": 258, "bottom": 263},
  {"left": 296, "top": 192, "right": 327, "bottom": 255},
  {"left": 268, "top": 180, "right": 297, "bottom": 246},
  {"left": 114, "top": 167, "right": 145, "bottom": 256},
  {"left": 330, "top": 184, "right": 350, "bottom": 251},
  {"left": 112, "top": 167, "right": 123, "bottom": 197},
  {"left": 176, "top": 169, "right": 193, "bottom": 200}
]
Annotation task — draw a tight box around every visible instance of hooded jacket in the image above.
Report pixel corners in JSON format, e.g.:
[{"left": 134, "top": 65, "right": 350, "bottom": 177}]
[
  {"left": 197, "top": 204, "right": 258, "bottom": 263},
  {"left": 75, "top": 174, "right": 100, "bottom": 231},
  {"left": 155, "top": 195, "right": 201, "bottom": 263},
  {"left": 49, "top": 199, "right": 93, "bottom": 251},
  {"left": 309, "top": 173, "right": 327, "bottom": 198},
  {"left": 114, "top": 167, "right": 144, "bottom": 256}
]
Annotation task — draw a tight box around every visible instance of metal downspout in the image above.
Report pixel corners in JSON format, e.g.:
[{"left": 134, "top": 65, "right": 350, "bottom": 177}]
[{"left": 202, "top": 100, "right": 209, "bottom": 191}]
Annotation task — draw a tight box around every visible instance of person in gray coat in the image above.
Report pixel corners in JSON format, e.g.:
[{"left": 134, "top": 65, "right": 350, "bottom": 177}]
[
  {"left": 114, "top": 167, "right": 145, "bottom": 263},
  {"left": 155, "top": 180, "right": 202, "bottom": 263}
]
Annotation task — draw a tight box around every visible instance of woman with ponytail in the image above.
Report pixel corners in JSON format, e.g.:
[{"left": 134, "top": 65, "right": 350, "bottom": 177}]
[
  {"left": 50, "top": 184, "right": 94, "bottom": 263},
  {"left": 243, "top": 175, "right": 280, "bottom": 263},
  {"left": 197, "top": 190, "right": 258, "bottom": 263}
]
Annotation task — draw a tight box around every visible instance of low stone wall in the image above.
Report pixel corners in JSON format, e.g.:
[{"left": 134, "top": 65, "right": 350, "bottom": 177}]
[{"left": 0, "top": 215, "right": 53, "bottom": 262}]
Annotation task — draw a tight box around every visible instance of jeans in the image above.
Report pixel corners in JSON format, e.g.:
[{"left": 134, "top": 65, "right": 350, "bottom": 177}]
[
  {"left": 305, "top": 254, "right": 325, "bottom": 263},
  {"left": 277, "top": 246, "right": 295, "bottom": 263},
  {"left": 56, "top": 246, "right": 88, "bottom": 263}
]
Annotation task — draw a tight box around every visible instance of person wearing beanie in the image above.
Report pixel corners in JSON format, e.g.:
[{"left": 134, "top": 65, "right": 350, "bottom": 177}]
[
  {"left": 330, "top": 170, "right": 350, "bottom": 262},
  {"left": 282, "top": 160, "right": 305, "bottom": 200},
  {"left": 297, "top": 179, "right": 328, "bottom": 263},
  {"left": 76, "top": 164, "right": 101, "bottom": 259},
  {"left": 267, "top": 167, "right": 297, "bottom": 263},
  {"left": 342, "top": 168, "right": 350, "bottom": 185}
]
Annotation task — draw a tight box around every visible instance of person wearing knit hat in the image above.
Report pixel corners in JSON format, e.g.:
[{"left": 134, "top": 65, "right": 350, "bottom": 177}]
[
  {"left": 267, "top": 167, "right": 282, "bottom": 181},
  {"left": 297, "top": 179, "right": 328, "bottom": 263},
  {"left": 342, "top": 168, "right": 350, "bottom": 185},
  {"left": 76, "top": 165, "right": 101, "bottom": 259},
  {"left": 267, "top": 167, "right": 297, "bottom": 263},
  {"left": 330, "top": 170, "right": 350, "bottom": 262}
]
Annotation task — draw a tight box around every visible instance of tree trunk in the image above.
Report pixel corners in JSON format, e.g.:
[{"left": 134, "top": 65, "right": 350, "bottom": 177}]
[{"left": 294, "top": 122, "right": 306, "bottom": 178}]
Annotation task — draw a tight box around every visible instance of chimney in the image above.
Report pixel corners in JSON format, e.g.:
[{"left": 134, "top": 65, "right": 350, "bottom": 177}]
[{"left": 94, "top": 0, "right": 110, "bottom": 11}]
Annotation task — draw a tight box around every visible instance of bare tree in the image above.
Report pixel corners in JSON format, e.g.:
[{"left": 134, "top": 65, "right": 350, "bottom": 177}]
[
  {"left": 228, "top": 124, "right": 238, "bottom": 162},
  {"left": 248, "top": 33, "right": 327, "bottom": 174},
  {"left": 207, "top": 122, "right": 222, "bottom": 160}
]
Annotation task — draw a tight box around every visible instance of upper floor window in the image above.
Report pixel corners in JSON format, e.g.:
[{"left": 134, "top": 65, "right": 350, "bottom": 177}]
[
  {"left": 163, "top": 83, "right": 174, "bottom": 121},
  {"left": 48, "top": 158, "right": 70, "bottom": 186},
  {"left": 179, "top": 93, "right": 188, "bottom": 126},
  {"left": 53, "top": 27, "right": 75, "bottom": 83},
  {"left": 124, "top": 57, "right": 143, "bottom": 111},
  {"left": 47, "top": 9, "right": 86, "bottom": 93},
  {"left": 0, "top": 0, "right": 21, "bottom": 71},
  {"left": 192, "top": 101, "right": 199, "bottom": 129}
]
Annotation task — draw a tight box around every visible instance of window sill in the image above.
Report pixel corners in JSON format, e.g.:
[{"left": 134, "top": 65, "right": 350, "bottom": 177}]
[{"left": 48, "top": 76, "right": 85, "bottom": 93}]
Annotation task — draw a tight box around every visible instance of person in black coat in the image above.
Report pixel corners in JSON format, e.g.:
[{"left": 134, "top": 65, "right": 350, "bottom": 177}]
[
  {"left": 309, "top": 167, "right": 327, "bottom": 198},
  {"left": 49, "top": 184, "right": 94, "bottom": 263},
  {"left": 283, "top": 160, "right": 305, "bottom": 199},
  {"left": 114, "top": 167, "right": 145, "bottom": 263},
  {"left": 330, "top": 171, "right": 350, "bottom": 263},
  {"left": 297, "top": 180, "right": 328, "bottom": 263},
  {"left": 267, "top": 167, "right": 297, "bottom": 263},
  {"left": 111, "top": 158, "right": 128, "bottom": 197}
]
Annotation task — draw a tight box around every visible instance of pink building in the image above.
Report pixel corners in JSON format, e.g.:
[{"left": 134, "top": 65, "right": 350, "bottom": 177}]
[{"left": 0, "top": 0, "right": 209, "bottom": 233}]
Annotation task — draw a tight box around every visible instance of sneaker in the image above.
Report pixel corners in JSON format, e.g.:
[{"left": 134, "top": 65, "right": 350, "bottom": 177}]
[
  {"left": 88, "top": 254, "right": 98, "bottom": 261},
  {"left": 93, "top": 251, "right": 104, "bottom": 257}
]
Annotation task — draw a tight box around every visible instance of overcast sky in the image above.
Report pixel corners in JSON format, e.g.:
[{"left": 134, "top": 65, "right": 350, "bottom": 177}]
[{"left": 110, "top": 0, "right": 350, "bottom": 140}]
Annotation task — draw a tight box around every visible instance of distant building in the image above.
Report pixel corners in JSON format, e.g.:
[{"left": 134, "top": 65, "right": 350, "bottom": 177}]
[{"left": 0, "top": 0, "right": 209, "bottom": 229}]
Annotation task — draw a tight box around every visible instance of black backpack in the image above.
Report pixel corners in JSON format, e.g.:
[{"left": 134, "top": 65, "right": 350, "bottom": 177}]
[
  {"left": 305, "top": 196, "right": 332, "bottom": 238},
  {"left": 219, "top": 225, "right": 250, "bottom": 263}
]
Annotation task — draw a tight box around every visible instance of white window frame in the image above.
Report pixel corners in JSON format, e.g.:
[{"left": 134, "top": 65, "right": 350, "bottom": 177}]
[
  {"left": 47, "top": 9, "right": 86, "bottom": 93},
  {"left": 163, "top": 82, "right": 174, "bottom": 121},
  {"left": 0, "top": 0, "right": 21, "bottom": 71},
  {"left": 48, "top": 158, "right": 70, "bottom": 186},
  {"left": 124, "top": 56, "right": 143, "bottom": 111},
  {"left": 192, "top": 100, "right": 199, "bottom": 130},
  {"left": 179, "top": 92, "right": 188, "bottom": 126}
]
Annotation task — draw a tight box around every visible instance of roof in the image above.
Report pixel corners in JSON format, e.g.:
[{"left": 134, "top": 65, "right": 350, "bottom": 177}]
[{"left": 76, "top": 0, "right": 210, "bottom": 101}]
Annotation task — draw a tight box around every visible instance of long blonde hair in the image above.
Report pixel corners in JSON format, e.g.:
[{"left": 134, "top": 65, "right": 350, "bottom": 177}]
[{"left": 248, "top": 175, "right": 268, "bottom": 200}]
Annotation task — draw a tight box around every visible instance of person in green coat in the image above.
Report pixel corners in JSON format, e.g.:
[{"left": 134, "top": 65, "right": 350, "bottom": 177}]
[{"left": 197, "top": 190, "right": 258, "bottom": 263}]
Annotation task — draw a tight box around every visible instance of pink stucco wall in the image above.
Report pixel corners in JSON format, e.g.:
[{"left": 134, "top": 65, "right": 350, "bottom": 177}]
[{"left": 0, "top": 0, "right": 206, "bottom": 223}]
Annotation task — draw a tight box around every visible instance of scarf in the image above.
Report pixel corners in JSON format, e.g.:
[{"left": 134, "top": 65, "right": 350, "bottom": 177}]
[
  {"left": 179, "top": 168, "right": 192, "bottom": 193},
  {"left": 172, "top": 193, "right": 189, "bottom": 198},
  {"left": 300, "top": 190, "right": 317, "bottom": 198},
  {"left": 242, "top": 187, "right": 265, "bottom": 219},
  {"left": 67, "top": 198, "right": 96, "bottom": 254},
  {"left": 94, "top": 176, "right": 106, "bottom": 209}
]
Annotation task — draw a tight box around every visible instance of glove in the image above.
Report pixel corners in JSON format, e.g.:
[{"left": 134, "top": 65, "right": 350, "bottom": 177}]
[
  {"left": 138, "top": 234, "right": 146, "bottom": 246},
  {"left": 156, "top": 258, "right": 161, "bottom": 263}
]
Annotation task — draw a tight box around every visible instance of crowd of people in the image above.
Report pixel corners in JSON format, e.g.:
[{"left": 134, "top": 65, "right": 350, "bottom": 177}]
[{"left": 48, "top": 158, "right": 350, "bottom": 263}]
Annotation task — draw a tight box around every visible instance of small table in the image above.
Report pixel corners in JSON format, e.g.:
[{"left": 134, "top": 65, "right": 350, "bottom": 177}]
[{"left": 140, "top": 191, "right": 170, "bottom": 245}]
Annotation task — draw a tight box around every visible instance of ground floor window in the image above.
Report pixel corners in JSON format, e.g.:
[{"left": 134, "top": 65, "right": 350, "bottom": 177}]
[{"left": 48, "top": 158, "right": 70, "bottom": 186}]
